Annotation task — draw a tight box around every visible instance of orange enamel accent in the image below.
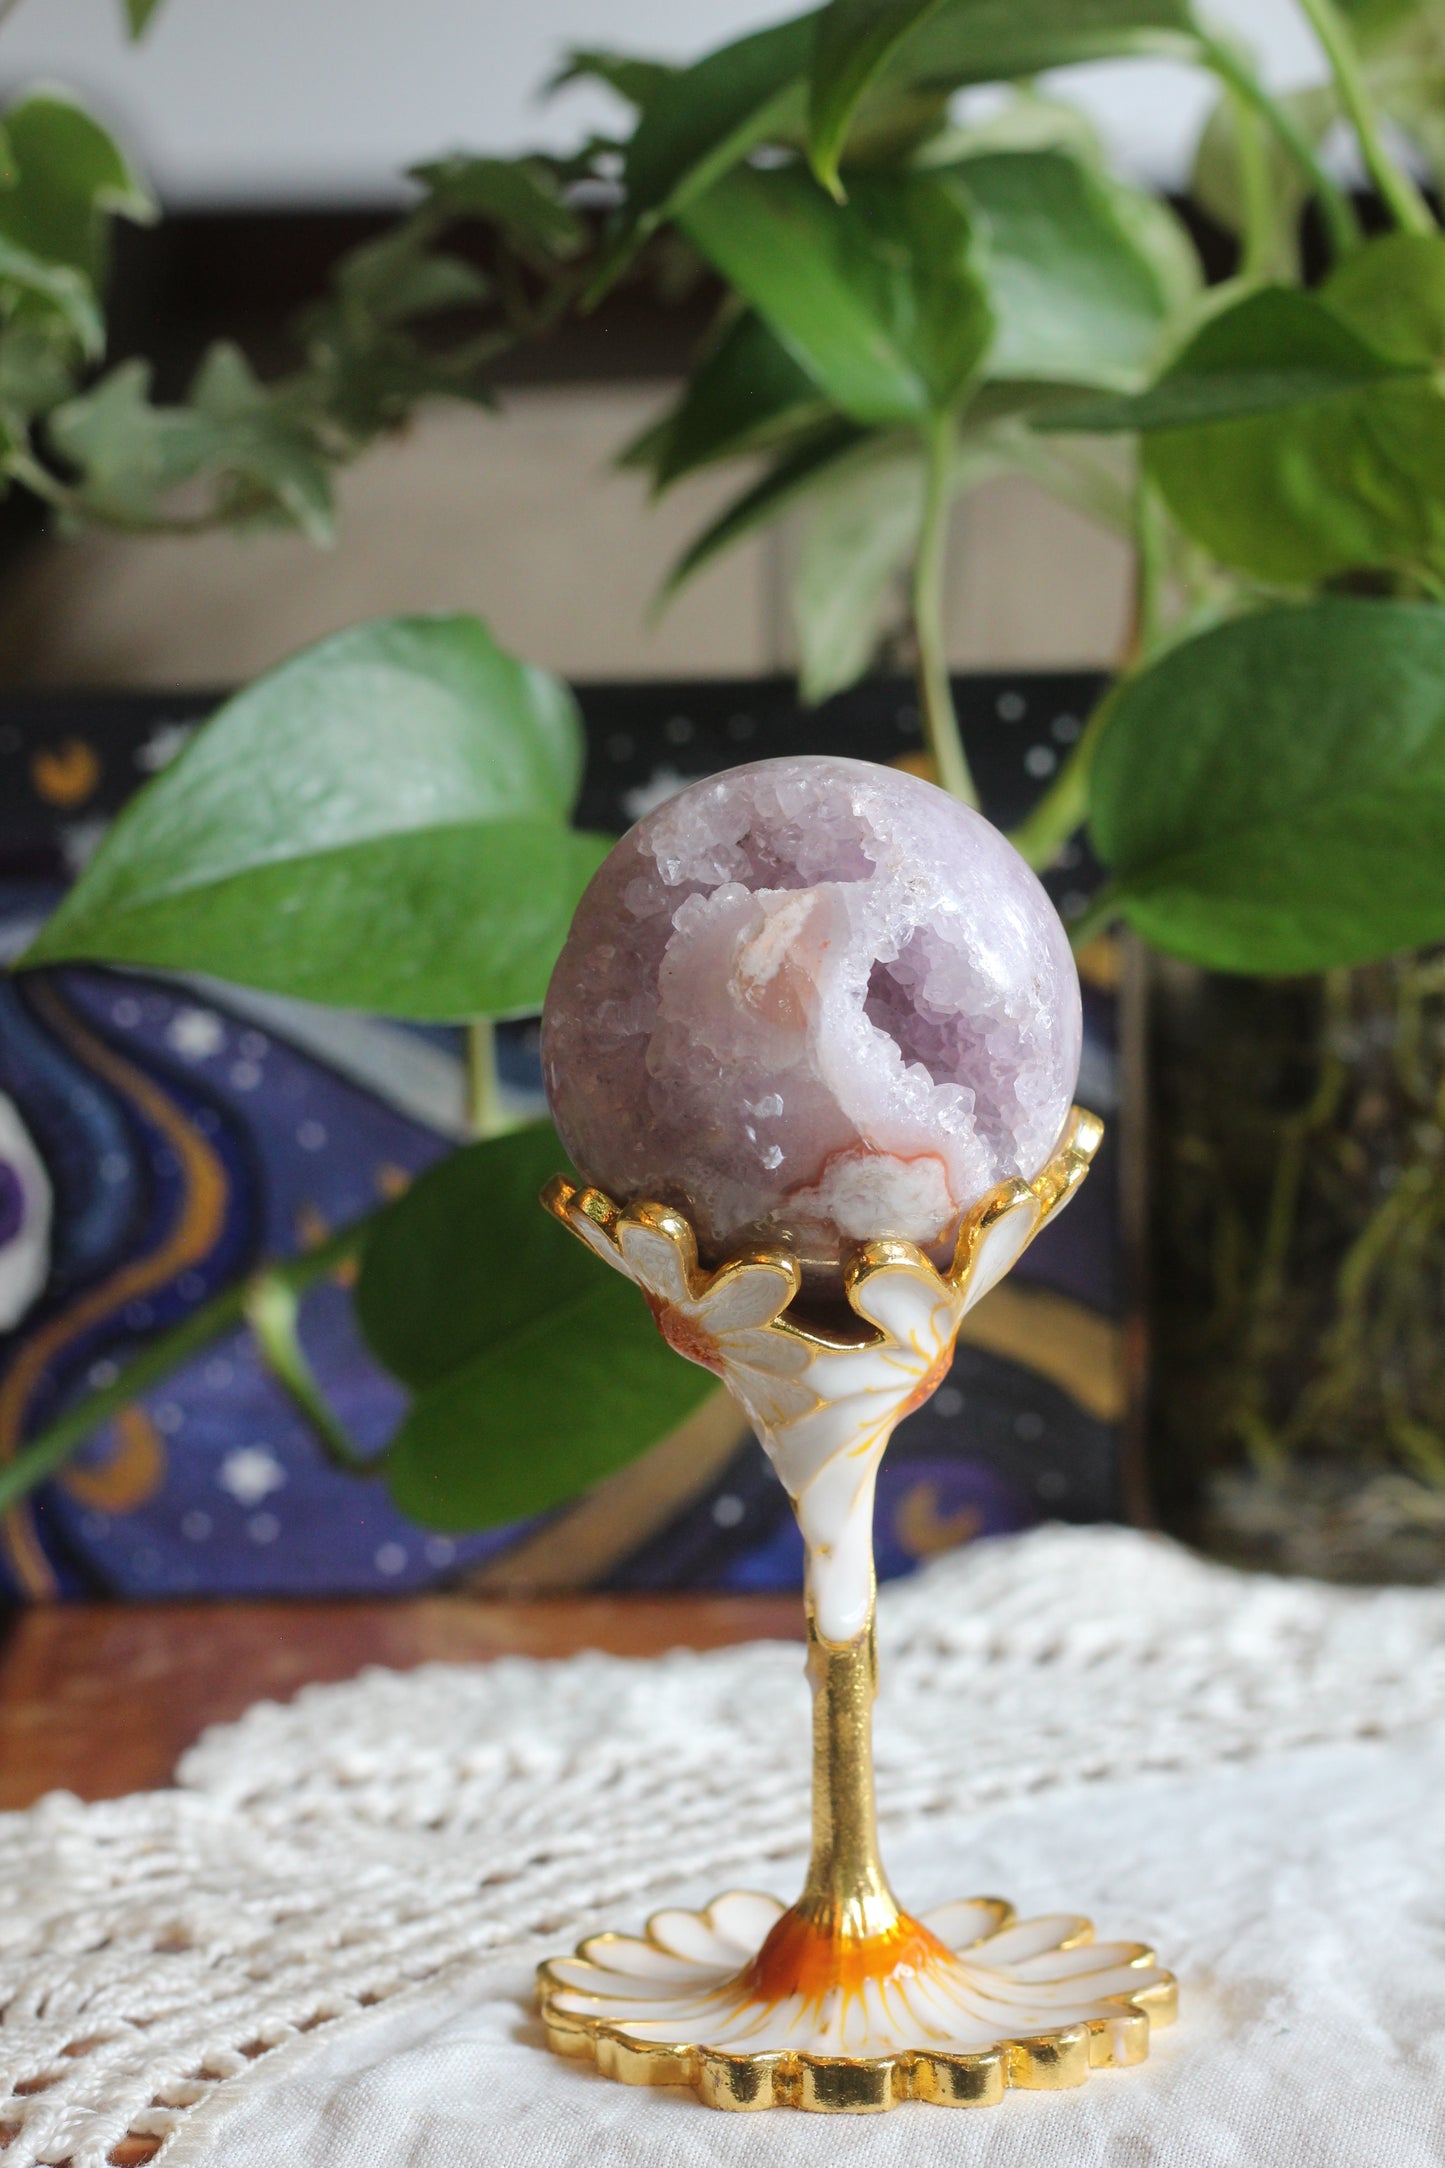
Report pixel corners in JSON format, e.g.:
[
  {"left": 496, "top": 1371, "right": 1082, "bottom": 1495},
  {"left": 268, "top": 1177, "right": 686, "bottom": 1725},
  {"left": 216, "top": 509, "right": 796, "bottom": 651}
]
[
  {"left": 896, "top": 1337, "right": 957, "bottom": 1421},
  {"left": 743, "top": 1904, "right": 954, "bottom": 2004},
  {"left": 647, "top": 1295, "right": 727, "bottom": 1376}
]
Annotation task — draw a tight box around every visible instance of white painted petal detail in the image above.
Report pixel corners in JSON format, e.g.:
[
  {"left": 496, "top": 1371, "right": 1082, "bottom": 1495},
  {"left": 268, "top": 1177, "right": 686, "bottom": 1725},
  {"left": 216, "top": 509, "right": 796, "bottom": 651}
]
[
  {"left": 616, "top": 1223, "right": 693, "bottom": 1306},
  {"left": 758, "top": 1400, "right": 870, "bottom": 1498},
  {"left": 921, "top": 1898, "right": 1014, "bottom": 1950},
  {"left": 565, "top": 1207, "right": 631, "bottom": 1276},
  {"left": 647, "top": 1907, "right": 741, "bottom": 1965},
  {"left": 974, "top": 1916, "right": 1092, "bottom": 1966},
  {"left": 961, "top": 1201, "right": 1041, "bottom": 1314},
  {"left": 706, "top": 1891, "right": 787, "bottom": 1952},
  {"left": 849, "top": 1264, "right": 958, "bottom": 1349},
  {"left": 576, "top": 1934, "right": 715, "bottom": 1981},
  {"left": 695, "top": 1263, "right": 797, "bottom": 1333}
]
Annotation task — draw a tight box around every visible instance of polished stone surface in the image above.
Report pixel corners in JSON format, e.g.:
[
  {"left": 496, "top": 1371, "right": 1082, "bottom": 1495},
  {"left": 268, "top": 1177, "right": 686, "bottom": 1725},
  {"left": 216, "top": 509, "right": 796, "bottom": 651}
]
[{"left": 542, "top": 756, "right": 1080, "bottom": 1285}]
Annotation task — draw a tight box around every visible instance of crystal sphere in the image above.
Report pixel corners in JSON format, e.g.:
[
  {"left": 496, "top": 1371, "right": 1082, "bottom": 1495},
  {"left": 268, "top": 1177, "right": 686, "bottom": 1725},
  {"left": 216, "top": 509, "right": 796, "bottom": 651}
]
[{"left": 542, "top": 755, "right": 1081, "bottom": 1286}]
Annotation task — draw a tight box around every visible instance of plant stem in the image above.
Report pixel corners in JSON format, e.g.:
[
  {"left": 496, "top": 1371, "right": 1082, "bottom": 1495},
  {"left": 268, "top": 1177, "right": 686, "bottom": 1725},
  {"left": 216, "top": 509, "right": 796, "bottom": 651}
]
[
  {"left": 1008, "top": 474, "right": 1178, "bottom": 874},
  {"left": 245, "top": 1274, "right": 375, "bottom": 1474},
  {"left": 1131, "top": 475, "right": 1170, "bottom": 666},
  {"left": 466, "top": 1017, "right": 518, "bottom": 1139},
  {"left": 1226, "top": 79, "right": 1278, "bottom": 281},
  {"left": 911, "top": 409, "right": 978, "bottom": 809},
  {"left": 1199, "top": 30, "right": 1361, "bottom": 259},
  {"left": 1294, "top": 0, "right": 1436, "bottom": 235},
  {"left": 1063, "top": 882, "right": 1122, "bottom": 953},
  {"left": 0, "top": 1214, "right": 376, "bottom": 1518},
  {"left": 1008, "top": 680, "right": 1121, "bottom": 872}
]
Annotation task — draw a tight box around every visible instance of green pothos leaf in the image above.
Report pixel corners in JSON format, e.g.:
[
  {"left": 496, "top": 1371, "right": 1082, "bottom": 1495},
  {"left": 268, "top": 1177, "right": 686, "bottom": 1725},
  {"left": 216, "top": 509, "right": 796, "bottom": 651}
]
[
  {"left": 360, "top": 1125, "right": 717, "bottom": 1530},
  {"left": 622, "top": 310, "right": 832, "bottom": 489},
  {"left": 0, "top": 92, "right": 154, "bottom": 289},
  {"left": 1090, "top": 599, "right": 1445, "bottom": 972},
  {"left": 24, "top": 614, "right": 606, "bottom": 1020},
  {"left": 680, "top": 164, "right": 991, "bottom": 426}
]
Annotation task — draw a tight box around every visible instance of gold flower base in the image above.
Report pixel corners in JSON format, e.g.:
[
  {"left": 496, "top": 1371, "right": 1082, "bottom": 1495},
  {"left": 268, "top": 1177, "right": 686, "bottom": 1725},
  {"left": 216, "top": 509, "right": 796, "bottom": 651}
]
[{"left": 539, "top": 1889, "right": 1175, "bottom": 2112}]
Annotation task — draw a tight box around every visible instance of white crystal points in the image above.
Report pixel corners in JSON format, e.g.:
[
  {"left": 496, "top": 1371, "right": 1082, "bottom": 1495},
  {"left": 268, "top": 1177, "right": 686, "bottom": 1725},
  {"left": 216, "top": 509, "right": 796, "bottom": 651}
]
[{"left": 541, "top": 755, "right": 1081, "bottom": 1287}]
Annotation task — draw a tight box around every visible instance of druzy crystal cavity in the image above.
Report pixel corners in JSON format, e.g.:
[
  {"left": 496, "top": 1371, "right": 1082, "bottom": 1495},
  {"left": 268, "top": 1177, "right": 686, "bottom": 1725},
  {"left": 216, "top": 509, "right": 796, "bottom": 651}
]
[{"left": 542, "top": 755, "right": 1081, "bottom": 1284}]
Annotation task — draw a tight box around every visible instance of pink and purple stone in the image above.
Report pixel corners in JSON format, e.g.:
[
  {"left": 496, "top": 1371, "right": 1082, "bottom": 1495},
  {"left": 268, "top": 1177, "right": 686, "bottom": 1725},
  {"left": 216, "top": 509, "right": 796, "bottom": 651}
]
[{"left": 541, "top": 755, "right": 1081, "bottom": 1289}]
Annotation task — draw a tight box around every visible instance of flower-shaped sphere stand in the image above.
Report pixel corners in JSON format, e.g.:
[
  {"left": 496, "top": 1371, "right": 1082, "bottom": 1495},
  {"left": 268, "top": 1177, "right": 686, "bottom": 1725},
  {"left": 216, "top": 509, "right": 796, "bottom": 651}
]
[{"left": 536, "top": 1108, "right": 1175, "bottom": 2111}]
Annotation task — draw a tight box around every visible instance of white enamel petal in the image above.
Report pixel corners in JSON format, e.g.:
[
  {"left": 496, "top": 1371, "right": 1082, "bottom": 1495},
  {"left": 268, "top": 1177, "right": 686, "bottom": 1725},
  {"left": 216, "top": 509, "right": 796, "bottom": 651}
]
[
  {"left": 566, "top": 1207, "right": 631, "bottom": 1275},
  {"left": 1007, "top": 1941, "right": 1148, "bottom": 1982},
  {"left": 696, "top": 1263, "right": 797, "bottom": 1332},
  {"left": 705, "top": 1891, "right": 785, "bottom": 1954},
  {"left": 616, "top": 1223, "right": 693, "bottom": 1305},
  {"left": 961, "top": 1200, "right": 1041, "bottom": 1313},
  {"left": 583, "top": 1930, "right": 721, "bottom": 1975},
  {"left": 974, "top": 1915, "right": 1091, "bottom": 1966},
  {"left": 1004, "top": 1963, "right": 1167, "bottom": 2004},
  {"left": 727, "top": 1370, "right": 819, "bottom": 1437},
  {"left": 757, "top": 1400, "right": 865, "bottom": 1497},
  {"left": 646, "top": 1907, "right": 742, "bottom": 1965},
  {"left": 548, "top": 1947, "right": 708, "bottom": 1995},
  {"left": 921, "top": 1898, "right": 1013, "bottom": 1951},
  {"left": 849, "top": 1264, "right": 958, "bottom": 1350},
  {"left": 715, "top": 1326, "right": 816, "bottom": 1414},
  {"left": 804, "top": 1339, "right": 923, "bottom": 1410}
]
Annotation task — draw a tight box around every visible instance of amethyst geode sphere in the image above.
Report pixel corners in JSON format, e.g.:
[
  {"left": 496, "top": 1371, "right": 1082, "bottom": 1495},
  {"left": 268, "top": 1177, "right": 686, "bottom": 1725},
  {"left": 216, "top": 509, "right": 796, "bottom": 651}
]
[{"left": 542, "top": 755, "right": 1081, "bottom": 1285}]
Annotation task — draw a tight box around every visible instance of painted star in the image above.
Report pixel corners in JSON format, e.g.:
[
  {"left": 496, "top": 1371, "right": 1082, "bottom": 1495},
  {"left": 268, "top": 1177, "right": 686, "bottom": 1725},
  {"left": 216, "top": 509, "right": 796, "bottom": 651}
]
[
  {"left": 217, "top": 1446, "right": 287, "bottom": 1507},
  {"left": 168, "top": 1008, "right": 225, "bottom": 1060}
]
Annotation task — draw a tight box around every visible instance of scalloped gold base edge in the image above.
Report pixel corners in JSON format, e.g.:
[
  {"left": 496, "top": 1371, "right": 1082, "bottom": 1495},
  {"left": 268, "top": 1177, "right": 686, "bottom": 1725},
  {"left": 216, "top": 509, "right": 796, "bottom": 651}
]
[{"left": 538, "top": 1907, "right": 1177, "bottom": 2113}]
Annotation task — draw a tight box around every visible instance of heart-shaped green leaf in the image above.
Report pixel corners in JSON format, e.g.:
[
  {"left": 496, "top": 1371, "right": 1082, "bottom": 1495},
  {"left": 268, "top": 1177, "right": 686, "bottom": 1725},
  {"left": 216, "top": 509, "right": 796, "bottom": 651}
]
[
  {"left": 597, "top": 12, "right": 815, "bottom": 285},
  {"left": 24, "top": 615, "right": 606, "bottom": 1019},
  {"left": 623, "top": 310, "right": 832, "bottom": 490},
  {"left": 1039, "top": 286, "right": 1417, "bottom": 433},
  {"left": 358, "top": 1124, "right": 590, "bottom": 1390},
  {"left": 680, "top": 165, "right": 992, "bottom": 425},
  {"left": 1062, "top": 247, "right": 1445, "bottom": 585},
  {"left": 900, "top": 0, "right": 1200, "bottom": 82},
  {"left": 360, "top": 1125, "right": 717, "bottom": 1530},
  {"left": 0, "top": 92, "right": 154, "bottom": 288},
  {"left": 661, "top": 420, "right": 867, "bottom": 596},
  {"left": 793, "top": 436, "right": 926, "bottom": 701},
  {"left": 809, "top": 0, "right": 1199, "bottom": 194},
  {"left": 0, "top": 233, "right": 102, "bottom": 356},
  {"left": 409, "top": 155, "right": 584, "bottom": 257},
  {"left": 1190, "top": 81, "right": 1333, "bottom": 280},
  {"left": 46, "top": 350, "right": 337, "bottom": 536},
  {"left": 32, "top": 820, "right": 606, "bottom": 1018},
  {"left": 1322, "top": 229, "right": 1445, "bottom": 366},
  {"left": 951, "top": 149, "right": 1197, "bottom": 390},
  {"left": 1090, "top": 599, "right": 1445, "bottom": 972},
  {"left": 808, "top": 0, "right": 947, "bottom": 194},
  {"left": 549, "top": 49, "right": 676, "bottom": 112}
]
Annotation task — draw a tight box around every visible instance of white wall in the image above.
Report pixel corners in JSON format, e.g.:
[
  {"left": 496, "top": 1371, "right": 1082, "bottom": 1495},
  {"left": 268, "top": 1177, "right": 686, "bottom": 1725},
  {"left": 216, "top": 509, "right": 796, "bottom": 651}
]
[{"left": 0, "top": 0, "right": 1336, "bottom": 209}]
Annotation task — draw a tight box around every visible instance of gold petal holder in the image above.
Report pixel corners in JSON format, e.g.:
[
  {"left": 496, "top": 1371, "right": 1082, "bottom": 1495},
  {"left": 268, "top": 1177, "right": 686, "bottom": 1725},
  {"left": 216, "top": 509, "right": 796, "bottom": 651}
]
[{"left": 536, "top": 1108, "right": 1175, "bottom": 2111}]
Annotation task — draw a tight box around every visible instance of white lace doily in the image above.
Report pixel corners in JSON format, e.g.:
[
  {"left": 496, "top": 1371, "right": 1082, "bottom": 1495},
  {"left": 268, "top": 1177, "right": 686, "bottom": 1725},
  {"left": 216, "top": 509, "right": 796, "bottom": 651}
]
[{"left": 5, "top": 1524, "right": 1445, "bottom": 2167}]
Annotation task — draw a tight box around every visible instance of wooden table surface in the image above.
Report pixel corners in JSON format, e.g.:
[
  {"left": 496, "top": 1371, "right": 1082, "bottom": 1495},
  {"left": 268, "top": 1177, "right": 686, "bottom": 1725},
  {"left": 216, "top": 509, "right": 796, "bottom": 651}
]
[
  {"left": 0, "top": 1593, "right": 802, "bottom": 2161},
  {"left": 0, "top": 1590, "right": 802, "bottom": 1811}
]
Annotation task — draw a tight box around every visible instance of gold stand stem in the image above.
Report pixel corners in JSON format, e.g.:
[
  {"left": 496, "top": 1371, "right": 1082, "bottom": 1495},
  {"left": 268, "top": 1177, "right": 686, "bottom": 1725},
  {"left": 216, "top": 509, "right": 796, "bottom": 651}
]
[{"left": 795, "top": 1598, "right": 901, "bottom": 1940}]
